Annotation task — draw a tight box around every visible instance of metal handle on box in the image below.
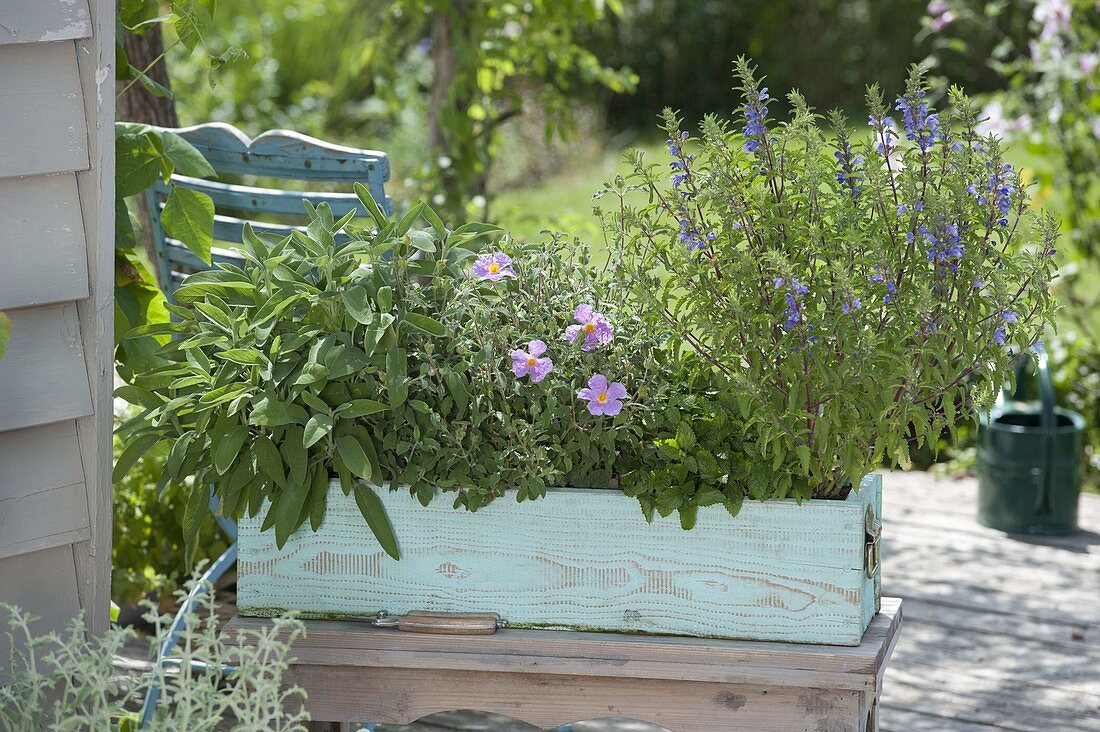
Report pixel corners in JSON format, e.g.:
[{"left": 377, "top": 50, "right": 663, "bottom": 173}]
[
  {"left": 864, "top": 504, "right": 881, "bottom": 579},
  {"left": 371, "top": 610, "right": 503, "bottom": 635}
]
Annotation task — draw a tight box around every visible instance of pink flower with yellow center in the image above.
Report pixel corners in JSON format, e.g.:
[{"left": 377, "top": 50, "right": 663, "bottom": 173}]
[
  {"left": 472, "top": 252, "right": 516, "bottom": 281},
  {"left": 563, "top": 304, "right": 613, "bottom": 351},
  {"left": 577, "top": 374, "right": 627, "bottom": 416},
  {"left": 510, "top": 339, "right": 553, "bottom": 382}
]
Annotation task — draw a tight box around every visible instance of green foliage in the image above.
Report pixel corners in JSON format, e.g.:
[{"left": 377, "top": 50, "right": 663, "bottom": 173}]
[
  {"left": 115, "top": 1, "right": 228, "bottom": 384},
  {"left": 596, "top": 0, "right": 938, "bottom": 128},
  {"left": 923, "top": 0, "right": 1099, "bottom": 490},
  {"left": 118, "top": 0, "right": 243, "bottom": 97},
  {"left": 114, "top": 123, "right": 218, "bottom": 382},
  {"left": 112, "top": 402, "right": 227, "bottom": 607},
  {"left": 0, "top": 586, "right": 308, "bottom": 730},
  {"left": 117, "top": 202, "right": 422, "bottom": 555},
  {"left": 117, "top": 185, "right": 757, "bottom": 533},
  {"left": 374, "top": 0, "right": 637, "bottom": 215},
  {"left": 0, "top": 312, "right": 9, "bottom": 359},
  {"left": 166, "top": 0, "right": 635, "bottom": 219},
  {"left": 604, "top": 60, "right": 1058, "bottom": 499}
]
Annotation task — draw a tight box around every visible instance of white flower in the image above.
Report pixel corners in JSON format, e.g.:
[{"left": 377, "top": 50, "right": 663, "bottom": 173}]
[
  {"left": 1033, "top": 0, "right": 1071, "bottom": 43},
  {"left": 1078, "top": 52, "right": 1099, "bottom": 78},
  {"left": 978, "top": 99, "right": 1011, "bottom": 137}
]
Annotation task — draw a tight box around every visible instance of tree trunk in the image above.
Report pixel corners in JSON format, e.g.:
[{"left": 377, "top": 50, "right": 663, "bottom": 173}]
[
  {"left": 426, "top": 8, "right": 456, "bottom": 157},
  {"left": 117, "top": 26, "right": 179, "bottom": 269},
  {"left": 117, "top": 25, "right": 179, "bottom": 127}
]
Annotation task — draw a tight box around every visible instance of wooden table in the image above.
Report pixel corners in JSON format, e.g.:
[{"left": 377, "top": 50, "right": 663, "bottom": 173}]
[{"left": 223, "top": 598, "right": 901, "bottom": 731}]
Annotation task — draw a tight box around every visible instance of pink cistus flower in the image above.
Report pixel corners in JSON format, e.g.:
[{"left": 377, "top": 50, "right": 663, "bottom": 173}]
[
  {"left": 471, "top": 252, "right": 516, "bottom": 281},
  {"left": 510, "top": 339, "right": 553, "bottom": 383},
  {"left": 563, "top": 304, "right": 613, "bottom": 351},
  {"left": 577, "top": 374, "right": 627, "bottom": 416}
]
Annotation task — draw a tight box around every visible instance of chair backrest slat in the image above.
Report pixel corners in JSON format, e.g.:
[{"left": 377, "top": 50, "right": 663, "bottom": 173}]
[{"left": 146, "top": 122, "right": 391, "bottom": 295}]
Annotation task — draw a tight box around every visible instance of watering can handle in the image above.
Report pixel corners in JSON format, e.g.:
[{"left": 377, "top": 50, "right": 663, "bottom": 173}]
[{"left": 1011, "top": 345, "right": 1057, "bottom": 515}]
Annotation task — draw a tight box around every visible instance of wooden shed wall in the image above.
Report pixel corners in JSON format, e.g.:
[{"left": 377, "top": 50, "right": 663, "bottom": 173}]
[{"left": 0, "top": 0, "right": 113, "bottom": 642}]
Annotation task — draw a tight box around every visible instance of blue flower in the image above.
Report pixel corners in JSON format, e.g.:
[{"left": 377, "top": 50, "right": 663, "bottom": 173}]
[
  {"left": 870, "top": 116, "right": 899, "bottom": 154},
  {"left": 742, "top": 86, "right": 770, "bottom": 155},
  {"left": 972, "top": 163, "right": 1015, "bottom": 227},
  {"left": 922, "top": 223, "right": 964, "bottom": 272},
  {"left": 778, "top": 277, "right": 809, "bottom": 332},
  {"left": 895, "top": 91, "right": 941, "bottom": 152},
  {"left": 834, "top": 140, "right": 864, "bottom": 198},
  {"left": 676, "top": 210, "right": 710, "bottom": 251}
]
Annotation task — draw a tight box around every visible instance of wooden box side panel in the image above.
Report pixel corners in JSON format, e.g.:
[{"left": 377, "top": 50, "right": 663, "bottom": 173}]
[{"left": 240, "top": 482, "right": 874, "bottom": 644}]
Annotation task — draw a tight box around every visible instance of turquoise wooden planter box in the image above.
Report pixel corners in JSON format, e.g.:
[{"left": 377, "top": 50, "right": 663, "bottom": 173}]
[{"left": 237, "top": 474, "right": 882, "bottom": 646}]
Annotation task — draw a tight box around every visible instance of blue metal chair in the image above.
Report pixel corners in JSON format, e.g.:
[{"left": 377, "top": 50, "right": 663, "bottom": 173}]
[{"left": 138, "top": 123, "right": 391, "bottom": 728}]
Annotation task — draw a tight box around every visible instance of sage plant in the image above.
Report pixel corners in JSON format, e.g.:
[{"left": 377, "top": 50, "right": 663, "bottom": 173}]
[{"left": 603, "top": 60, "right": 1058, "bottom": 500}]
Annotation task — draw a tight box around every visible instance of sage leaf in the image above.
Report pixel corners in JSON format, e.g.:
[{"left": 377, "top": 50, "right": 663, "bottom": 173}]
[
  {"left": 339, "top": 399, "right": 388, "bottom": 418},
  {"left": 282, "top": 425, "right": 308, "bottom": 486},
  {"left": 254, "top": 435, "right": 286, "bottom": 488},
  {"left": 352, "top": 482, "right": 400, "bottom": 559},
  {"left": 342, "top": 286, "right": 373, "bottom": 324},
  {"left": 308, "top": 468, "right": 328, "bottom": 531},
  {"left": 404, "top": 312, "right": 446, "bottom": 337},
  {"left": 275, "top": 477, "right": 310, "bottom": 549},
  {"left": 217, "top": 348, "right": 268, "bottom": 366},
  {"left": 182, "top": 484, "right": 208, "bottom": 556},
  {"left": 335, "top": 435, "right": 372, "bottom": 481},
  {"left": 214, "top": 425, "right": 248, "bottom": 475},
  {"left": 250, "top": 396, "right": 307, "bottom": 426},
  {"left": 113, "top": 433, "right": 163, "bottom": 482},
  {"left": 303, "top": 414, "right": 334, "bottom": 448},
  {"left": 376, "top": 286, "right": 393, "bottom": 313},
  {"left": 385, "top": 348, "right": 408, "bottom": 407}
]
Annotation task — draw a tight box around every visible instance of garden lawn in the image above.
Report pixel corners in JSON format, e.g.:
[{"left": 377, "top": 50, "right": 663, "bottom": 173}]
[{"left": 494, "top": 140, "right": 666, "bottom": 246}]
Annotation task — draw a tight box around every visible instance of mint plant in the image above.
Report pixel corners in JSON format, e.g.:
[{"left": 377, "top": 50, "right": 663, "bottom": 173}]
[{"left": 602, "top": 60, "right": 1059, "bottom": 500}]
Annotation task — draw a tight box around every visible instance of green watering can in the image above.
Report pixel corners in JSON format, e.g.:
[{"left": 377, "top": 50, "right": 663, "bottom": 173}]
[{"left": 977, "top": 345, "right": 1086, "bottom": 535}]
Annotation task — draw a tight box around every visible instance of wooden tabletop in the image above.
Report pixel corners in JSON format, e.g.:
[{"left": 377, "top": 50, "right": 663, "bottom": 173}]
[{"left": 224, "top": 597, "right": 901, "bottom": 693}]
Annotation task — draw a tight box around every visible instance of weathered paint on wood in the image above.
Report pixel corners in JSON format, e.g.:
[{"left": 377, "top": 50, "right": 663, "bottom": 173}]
[
  {"left": 0, "top": 545, "right": 82, "bottom": 674},
  {"left": 238, "top": 475, "right": 881, "bottom": 645},
  {"left": 70, "top": 0, "right": 115, "bottom": 636},
  {"left": 0, "top": 420, "right": 88, "bottom": 560},
  {"left": 0, "top": 1, "right": 92, "bottom": 46},
  {"left": 224, "top": 598, "right": 901, "bottom": 731},
  {"left": 0, "top": 173, "right": 90, "bottom": 310},
  {"left": 0, "top": 42, "right": 89, "bottom": 178},
  {"left": 0, "top": 0, "right": 112, "bottom": 647},
  {"left": 0, "top": 304, "right": 92, "bottom": 432}
]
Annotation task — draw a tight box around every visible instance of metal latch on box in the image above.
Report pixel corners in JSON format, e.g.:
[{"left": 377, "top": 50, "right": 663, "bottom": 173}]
[
  {"left": 348, "top": 610, "right": 504, "bottom": 635},
  {"left": 864, "top": 504, "right": 881, "bottom": 579}
]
